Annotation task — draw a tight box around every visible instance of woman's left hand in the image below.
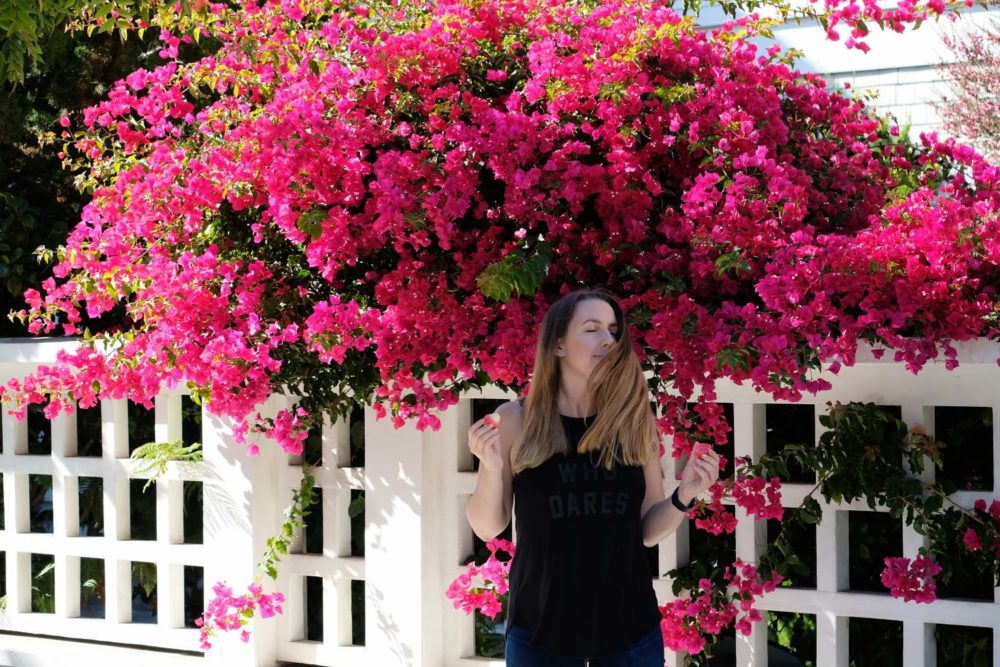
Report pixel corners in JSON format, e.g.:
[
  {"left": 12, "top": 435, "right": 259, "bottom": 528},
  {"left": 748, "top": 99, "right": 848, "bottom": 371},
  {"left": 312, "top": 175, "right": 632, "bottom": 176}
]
[{"left": 677, "top": 445, "right": 721, "bottom": 505}]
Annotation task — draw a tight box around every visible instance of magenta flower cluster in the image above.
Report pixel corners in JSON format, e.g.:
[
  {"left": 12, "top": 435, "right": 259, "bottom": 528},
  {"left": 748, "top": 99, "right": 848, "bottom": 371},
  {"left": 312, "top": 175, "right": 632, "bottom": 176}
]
[
  {"left": 657, "top": 559, "right": 783, "bottom": 654},
  {"left": 445, "top": 538, "right": 515, "bottom": 619},
  {"left": 962, "top": 499, "right": 1000, "bottom": 557},
  {"left": 814, "top": 0, "right": 975, "bottom": 52},
  {"left": 5, "top": 0, "right": 999, "bottom": 649},
  {"left": 195, "top": 581, "right": 285, "bottom": 649},
  {"left": 879, "top": 555, "right": 942, "bottom": 604}
]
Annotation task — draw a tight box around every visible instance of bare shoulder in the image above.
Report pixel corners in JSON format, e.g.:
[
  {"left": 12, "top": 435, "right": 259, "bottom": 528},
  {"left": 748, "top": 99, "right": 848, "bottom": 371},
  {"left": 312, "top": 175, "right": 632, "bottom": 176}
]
[
  {"left": 494, "top": 400, "right": 524, "bottom": 454},
  {"left": 496, "top": 399, "right": 524, "bottom": 421}
]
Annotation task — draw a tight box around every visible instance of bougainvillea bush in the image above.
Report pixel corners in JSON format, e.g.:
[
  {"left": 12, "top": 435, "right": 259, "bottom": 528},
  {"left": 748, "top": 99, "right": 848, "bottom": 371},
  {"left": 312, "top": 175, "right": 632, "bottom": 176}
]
[{"left": 6, "top": 0, "right": 1000, "bottom": 656}]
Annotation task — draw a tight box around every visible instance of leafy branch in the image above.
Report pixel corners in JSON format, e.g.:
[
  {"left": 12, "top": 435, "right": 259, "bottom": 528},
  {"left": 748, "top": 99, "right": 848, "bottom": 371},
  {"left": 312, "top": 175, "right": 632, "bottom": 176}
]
[
  {"left": 129, "top": 439, "right": 204, "bottom": 491},
  {"left": 476, "top": 240, "right": 552, "bottom": 302},
  {"left": 260, "top": 465, "right": 317, "bottom": 580}
]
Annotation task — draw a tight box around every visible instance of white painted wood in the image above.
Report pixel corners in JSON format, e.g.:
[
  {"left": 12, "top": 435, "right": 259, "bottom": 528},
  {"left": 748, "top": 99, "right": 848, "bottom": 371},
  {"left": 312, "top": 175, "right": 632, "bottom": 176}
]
[
  {"left": 363, "top": 403, "right": 432, "bottom": 666},
  {"left": 734, "top": 403, "right": 768, "bottom": 667},
  {"left": 200, "top": 394, "right": 284, "bottom": 666}
]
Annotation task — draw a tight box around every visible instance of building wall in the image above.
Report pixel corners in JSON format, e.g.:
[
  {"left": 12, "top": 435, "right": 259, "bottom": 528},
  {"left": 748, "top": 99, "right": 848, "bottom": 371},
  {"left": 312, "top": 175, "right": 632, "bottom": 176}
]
[{"left": 697, "top": 5, "right": 1000, "bottom": 143}]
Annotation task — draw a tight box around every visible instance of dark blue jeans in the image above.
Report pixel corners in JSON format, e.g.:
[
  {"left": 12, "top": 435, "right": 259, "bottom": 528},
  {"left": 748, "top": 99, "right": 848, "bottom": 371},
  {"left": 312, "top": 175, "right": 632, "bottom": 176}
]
[{"left": 505, "top": 623, "right": 664, "bottom": 666}]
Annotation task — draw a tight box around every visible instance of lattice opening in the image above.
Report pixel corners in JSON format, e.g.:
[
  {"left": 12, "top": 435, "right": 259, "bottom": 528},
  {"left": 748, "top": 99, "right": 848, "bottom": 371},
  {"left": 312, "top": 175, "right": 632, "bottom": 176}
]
[
  {"left": 848, "top": 510, "right": 901, "bottom": 593},
  {"left": 127, "top": 400, "right": 155, "bottom": 456},
  {"left": 80, "top": 557, "right": 105, "bottom": 619},
  {"left": 131, "top": 561, "right": 157, "bottom": 624},
  {"left": 350, "top": 489, "right": 365, "bottom": 557},
  {"left": 304, "top": 487, "right": 323, "bottom": 554},
  {"left": 28, "top": 474, "right": 52, "bottom": 533},
  {"left": 76, "top": 403, "right": 102, "bottom": 457},
  {"left": 765, "top": 403, "right": 817, "bottom": 484},
  {"left": 129, "top": 479, "right": 156, "bottom": 540},
  {"left": 848, "top": 616, "right": 902, "bottom": 667},
  {"left": 181, "top": 395, "right": 201, "bottom": 447},
  {"left": 689, "top": 518, "right": 736, "bottom": 570},
  {"left": 935, "top": 542, "right": 997, "bottom": 601},
  {"left": 351, "top": 579, "right": 365, "bottom": 646},
  {"left": 183, "top": 480, "right": 203, "bottom": 544},
  {"left": 474, "top": 607, "right": 506, "bottom": 659},
  {"left": 305, "top": 575, "right": 323, "bottom": 641},
  {"left": 935, "top": 406, "right": 993, "bottom": 492},
  {"left": 767, "top": 610, "right": 816, "bottom": 667},
  {"left": 184, "top": 565, "right": 204, "bottom": 628},
  {"left": 79, "top": 476, "right": 103, "bottom": 537},
  {"left": 935, "top": 623, "right": 993, "bottom": 667},
  {"left": 30, "top": 553, "right": 55, "bottom": 613},
  {"left": 303, "top": 423, "right": 323, "bottom": 467},
  {"left": 684, "top": 402, "right": 735, "bottom": 476},
  {"left": 766, "top": 517, "right": 817, "bottom": 589},
  {"left": 349, "top": 405, "right": 365, "bottom": 468},
  {"left": 27, "top": 403, "right": 50, "bottom": 455}
]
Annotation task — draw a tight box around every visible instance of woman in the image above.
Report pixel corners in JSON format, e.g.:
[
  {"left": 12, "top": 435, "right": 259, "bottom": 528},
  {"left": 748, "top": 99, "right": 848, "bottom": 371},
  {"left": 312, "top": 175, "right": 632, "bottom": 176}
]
[{"left": 466, "top": 287, "right": 721, "bottom": 666}]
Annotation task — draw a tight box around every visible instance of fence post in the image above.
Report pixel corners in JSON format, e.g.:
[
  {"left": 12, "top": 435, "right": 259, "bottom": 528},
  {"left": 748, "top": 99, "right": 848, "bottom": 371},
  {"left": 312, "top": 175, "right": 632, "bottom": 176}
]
[
  {"left": 201, "top": 395, "right": 284, "bottom": 667},
  {"left": 734, "top": 404, "right": 768, "bottom": 667},
  {"left": 363, "top": 405, "right": 446, "bottom": 665}
]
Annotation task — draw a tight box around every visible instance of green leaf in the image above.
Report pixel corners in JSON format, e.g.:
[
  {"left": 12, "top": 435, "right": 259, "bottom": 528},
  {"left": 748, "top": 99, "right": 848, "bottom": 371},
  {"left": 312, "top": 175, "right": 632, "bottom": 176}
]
[
  {"left": 923, "top": 493, "right": 943, "bottom": 514},
  {"left": 476, "top": 241, "right": 552, "bottom": 302},
  {"left": 296, "top": 207, "right": 326, "bottom": 241},
  {"left": 348, "top": 494, "right": 365, "bottom": 518},
  {"left": 714, "top": 248, "right": 750, "bottom": 277}
]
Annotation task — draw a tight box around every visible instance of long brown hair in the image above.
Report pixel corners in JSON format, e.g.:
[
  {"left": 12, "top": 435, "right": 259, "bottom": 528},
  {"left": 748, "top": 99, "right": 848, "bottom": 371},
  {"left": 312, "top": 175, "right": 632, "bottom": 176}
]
[{"left": 511, "top": 288, "right": 660, "bottom": 474}]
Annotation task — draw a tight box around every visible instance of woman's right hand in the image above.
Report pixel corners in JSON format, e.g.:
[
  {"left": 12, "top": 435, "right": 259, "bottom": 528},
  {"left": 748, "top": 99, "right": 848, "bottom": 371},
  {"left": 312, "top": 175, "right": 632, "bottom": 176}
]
[{"left": 468, "top": 413, "right": 504, "bottom": 472}]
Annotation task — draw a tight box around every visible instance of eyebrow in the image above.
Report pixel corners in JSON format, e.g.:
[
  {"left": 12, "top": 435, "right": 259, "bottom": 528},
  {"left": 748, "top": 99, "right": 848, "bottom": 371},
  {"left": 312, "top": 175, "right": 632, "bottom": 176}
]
[{"left": 582, "top": 319, "right": 618, "bottom": 326}]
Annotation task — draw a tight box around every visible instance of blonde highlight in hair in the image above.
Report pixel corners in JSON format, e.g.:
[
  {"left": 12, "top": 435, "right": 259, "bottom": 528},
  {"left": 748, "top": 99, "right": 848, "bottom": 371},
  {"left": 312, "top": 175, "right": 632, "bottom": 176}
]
[{"left": 511, "top": 288, "right": 659, "bottom": 475}]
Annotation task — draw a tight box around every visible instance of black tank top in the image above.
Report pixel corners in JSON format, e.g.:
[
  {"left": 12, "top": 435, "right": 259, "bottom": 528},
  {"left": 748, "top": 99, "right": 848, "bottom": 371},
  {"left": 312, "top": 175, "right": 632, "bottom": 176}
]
[{"left": 506, "top": 404, "right": 662, "bottom": 658}]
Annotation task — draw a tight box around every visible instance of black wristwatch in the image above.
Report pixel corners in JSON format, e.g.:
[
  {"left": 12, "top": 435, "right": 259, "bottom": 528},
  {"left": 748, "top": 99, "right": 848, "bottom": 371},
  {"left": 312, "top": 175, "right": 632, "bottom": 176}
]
[{"left": 671, "top": 487, "right": 696, "bottom": 512}]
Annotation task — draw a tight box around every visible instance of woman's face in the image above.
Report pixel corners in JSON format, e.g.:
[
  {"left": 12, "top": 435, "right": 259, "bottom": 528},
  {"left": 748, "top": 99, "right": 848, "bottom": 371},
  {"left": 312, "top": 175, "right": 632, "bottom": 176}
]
[{"left": 555, "top": 298, "right": 619, "bottom": 378}]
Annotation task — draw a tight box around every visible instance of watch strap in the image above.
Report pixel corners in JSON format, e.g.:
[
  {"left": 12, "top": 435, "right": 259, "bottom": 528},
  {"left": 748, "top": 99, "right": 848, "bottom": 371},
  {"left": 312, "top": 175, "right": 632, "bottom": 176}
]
[{"left": 671, "top": 487, "right": 695, "bottom": 512}]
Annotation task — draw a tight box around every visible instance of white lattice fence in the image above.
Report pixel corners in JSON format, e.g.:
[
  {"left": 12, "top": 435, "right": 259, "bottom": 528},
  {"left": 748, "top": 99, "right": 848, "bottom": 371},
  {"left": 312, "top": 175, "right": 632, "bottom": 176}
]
[
  {"left": 715, "top": 340, "right": 1000, "bottom": 667},
  {"left": 1, "top": 339, "right": 999, "bottom": 666}
]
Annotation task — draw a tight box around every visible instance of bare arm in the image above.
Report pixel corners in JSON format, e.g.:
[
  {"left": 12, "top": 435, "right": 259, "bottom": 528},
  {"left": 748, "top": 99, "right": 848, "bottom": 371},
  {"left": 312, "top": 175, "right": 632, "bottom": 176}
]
[
  {"left": 642, "top": 442, "right": 721, "bottom": 547},
  {"left": 639, "top": 425, "right": 690, "bottom": 547},
  {"left": 641, "top": 494, "right": 691, "bottom": 548},
  {"left": 465, "top": 401, "right": 519, "bottom": 541}
]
